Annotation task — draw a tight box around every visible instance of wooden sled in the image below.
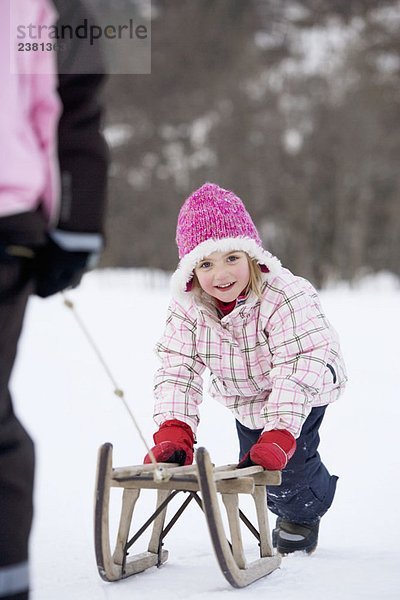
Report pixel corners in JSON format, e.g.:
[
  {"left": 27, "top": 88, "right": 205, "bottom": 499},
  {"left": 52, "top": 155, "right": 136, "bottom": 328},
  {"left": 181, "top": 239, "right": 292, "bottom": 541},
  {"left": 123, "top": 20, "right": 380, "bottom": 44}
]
[{"left": 94, "top": 443, "right": 282, "bottom": 588}]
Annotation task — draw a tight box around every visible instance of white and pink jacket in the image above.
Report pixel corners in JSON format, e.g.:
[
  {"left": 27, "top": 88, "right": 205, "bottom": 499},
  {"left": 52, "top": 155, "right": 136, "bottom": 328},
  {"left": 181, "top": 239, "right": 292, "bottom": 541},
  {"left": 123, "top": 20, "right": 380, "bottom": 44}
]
[
  {"left": 0, "top": 0, "right": 61, "bottom": 223},
  {"left": 154, "top": 255, "right": 347, "bottom": 438}
]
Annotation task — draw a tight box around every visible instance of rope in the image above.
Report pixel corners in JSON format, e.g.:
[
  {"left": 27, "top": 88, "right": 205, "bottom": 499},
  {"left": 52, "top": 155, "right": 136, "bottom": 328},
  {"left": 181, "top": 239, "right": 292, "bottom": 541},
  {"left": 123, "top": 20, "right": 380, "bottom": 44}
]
[{"left": 62, "top": 292, "right": 171, "bottom": 482}]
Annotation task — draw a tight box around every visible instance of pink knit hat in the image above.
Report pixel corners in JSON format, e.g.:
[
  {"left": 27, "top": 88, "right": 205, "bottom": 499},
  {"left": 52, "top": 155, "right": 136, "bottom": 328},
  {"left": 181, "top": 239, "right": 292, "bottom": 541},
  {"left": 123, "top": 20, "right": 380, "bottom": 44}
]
[
  {"left": 176, "top": 183, "right": 262, "bottom": 259},
  {"left": 171, "top": 183, "right": 281, "bottom": 298}
]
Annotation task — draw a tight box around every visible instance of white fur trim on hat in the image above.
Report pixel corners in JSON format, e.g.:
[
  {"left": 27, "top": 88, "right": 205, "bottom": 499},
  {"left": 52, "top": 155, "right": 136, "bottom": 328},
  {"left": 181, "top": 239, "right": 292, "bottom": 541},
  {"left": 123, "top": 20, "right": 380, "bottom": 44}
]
[{"left": 170, "top": 237, "right": 282, "bottom": 300}]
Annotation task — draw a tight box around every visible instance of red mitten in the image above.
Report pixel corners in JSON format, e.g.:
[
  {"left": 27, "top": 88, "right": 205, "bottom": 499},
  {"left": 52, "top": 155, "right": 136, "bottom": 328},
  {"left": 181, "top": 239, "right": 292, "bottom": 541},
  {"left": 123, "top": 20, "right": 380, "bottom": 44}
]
[
  {"left": 238, "top": 429, "right": 296, "bottom": 470},
  {"left": 144, "top": 419, "right": 194, "bottom": 466}
]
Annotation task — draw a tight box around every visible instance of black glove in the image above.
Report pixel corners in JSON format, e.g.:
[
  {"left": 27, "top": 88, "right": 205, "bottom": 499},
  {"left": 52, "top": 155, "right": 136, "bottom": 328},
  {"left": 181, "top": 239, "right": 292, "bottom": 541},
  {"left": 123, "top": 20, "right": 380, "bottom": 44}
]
[{"left": 35, "top": 230, "right": 103, "bottom": 298}]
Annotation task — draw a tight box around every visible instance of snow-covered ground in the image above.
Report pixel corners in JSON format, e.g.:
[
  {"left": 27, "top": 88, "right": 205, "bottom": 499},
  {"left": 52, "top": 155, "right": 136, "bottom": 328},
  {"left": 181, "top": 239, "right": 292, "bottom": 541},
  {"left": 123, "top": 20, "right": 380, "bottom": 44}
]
[{"left": 11, "top": 269, "right": 400, "bottom": 599}]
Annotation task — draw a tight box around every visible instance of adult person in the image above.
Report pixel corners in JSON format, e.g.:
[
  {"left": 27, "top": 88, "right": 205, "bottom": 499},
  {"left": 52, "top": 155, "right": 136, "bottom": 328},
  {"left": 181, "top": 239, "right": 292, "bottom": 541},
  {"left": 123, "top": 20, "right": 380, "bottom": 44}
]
[{"left": 0, "top": 1, "right": 108, "bottom": 598}]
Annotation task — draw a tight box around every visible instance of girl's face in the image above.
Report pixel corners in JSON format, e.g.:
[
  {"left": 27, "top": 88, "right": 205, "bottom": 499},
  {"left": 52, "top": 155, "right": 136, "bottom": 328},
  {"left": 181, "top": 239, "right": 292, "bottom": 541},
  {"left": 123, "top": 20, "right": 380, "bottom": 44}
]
[{"left": 194, "top": 251, "right": 250, "bottom": 302}]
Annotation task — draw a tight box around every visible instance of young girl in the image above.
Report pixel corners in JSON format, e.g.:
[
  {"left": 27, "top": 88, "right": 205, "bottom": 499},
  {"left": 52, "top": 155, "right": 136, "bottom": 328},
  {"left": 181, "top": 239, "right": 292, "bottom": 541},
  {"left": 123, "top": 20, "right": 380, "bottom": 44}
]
[{"left": 144, "top": 182, "right": 347, "bottom": 555}]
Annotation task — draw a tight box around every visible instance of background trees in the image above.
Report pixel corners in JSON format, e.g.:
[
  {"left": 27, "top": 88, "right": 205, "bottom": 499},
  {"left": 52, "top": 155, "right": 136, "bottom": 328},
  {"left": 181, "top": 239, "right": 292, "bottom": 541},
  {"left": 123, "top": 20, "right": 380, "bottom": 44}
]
[{"left": 99, "top": 0, "right": 400, "bottom": 287}]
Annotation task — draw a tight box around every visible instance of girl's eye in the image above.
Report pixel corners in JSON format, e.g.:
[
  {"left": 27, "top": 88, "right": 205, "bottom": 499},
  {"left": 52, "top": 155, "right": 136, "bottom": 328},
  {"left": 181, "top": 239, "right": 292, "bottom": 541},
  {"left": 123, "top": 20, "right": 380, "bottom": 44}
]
[
  {"left": 199, "top": 261, "right": 211, "bottom": 269},
  {"left": 227, "top": 255, "right": 239, "bottom": 262}
]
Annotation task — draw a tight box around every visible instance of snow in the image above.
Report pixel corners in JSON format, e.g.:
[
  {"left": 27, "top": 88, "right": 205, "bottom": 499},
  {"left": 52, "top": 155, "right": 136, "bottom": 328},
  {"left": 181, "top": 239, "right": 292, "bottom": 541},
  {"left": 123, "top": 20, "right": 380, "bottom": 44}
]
[{"left": 11, "top": 269, "right": 400, "bottom": 600}]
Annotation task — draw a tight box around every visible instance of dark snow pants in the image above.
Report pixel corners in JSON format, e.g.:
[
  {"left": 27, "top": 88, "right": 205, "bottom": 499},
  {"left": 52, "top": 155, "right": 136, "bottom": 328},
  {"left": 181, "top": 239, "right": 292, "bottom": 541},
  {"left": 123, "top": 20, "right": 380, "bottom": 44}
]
[
  {"left": 236, "top": 406, "right": 338, "bottom": 526},
  {"left": 0, "top": 213, "right": 45, "bottom": 600}
]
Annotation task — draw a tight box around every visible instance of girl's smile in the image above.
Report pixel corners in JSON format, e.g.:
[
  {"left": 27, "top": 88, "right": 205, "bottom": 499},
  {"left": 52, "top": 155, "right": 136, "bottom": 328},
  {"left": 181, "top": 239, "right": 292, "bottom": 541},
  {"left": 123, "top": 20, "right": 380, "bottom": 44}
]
[{"left": 194, "top": 251, "right": 250, "bottom": 303}]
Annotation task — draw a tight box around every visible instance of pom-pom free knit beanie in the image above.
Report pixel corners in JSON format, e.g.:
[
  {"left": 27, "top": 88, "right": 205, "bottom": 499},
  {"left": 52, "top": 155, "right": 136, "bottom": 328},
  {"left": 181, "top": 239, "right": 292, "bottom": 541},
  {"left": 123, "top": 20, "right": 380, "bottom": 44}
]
[
  {"left": 176, "top": 183, "right": 262, "bottom": 259},
  {"left": 171, "top": 183, "right": 281, "bottom": 298}
]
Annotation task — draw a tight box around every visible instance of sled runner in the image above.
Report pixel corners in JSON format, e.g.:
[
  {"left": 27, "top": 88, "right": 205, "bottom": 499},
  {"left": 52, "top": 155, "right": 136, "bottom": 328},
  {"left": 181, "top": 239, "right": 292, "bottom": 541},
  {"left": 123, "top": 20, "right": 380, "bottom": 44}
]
[{"left": 94, "top": 443, "right": 282, "bottom": 588}]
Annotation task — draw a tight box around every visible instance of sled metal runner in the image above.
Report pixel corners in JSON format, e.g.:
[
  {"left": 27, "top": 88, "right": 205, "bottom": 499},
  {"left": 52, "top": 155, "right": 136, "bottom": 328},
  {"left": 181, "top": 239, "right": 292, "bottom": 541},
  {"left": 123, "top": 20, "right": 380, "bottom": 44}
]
[{"left": 94, "top": 443, "right": 282, "bottom": 588}]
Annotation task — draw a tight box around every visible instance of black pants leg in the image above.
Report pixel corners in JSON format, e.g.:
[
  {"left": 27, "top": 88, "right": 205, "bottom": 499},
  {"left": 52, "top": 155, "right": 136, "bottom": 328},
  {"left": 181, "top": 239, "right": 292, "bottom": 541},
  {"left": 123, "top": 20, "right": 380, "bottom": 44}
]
[
  {"left": 0, "top": 257, "right": 35, "bottom": 599},
  {"left": 236, "top": 406, "right": 338, "bottom": 525}
]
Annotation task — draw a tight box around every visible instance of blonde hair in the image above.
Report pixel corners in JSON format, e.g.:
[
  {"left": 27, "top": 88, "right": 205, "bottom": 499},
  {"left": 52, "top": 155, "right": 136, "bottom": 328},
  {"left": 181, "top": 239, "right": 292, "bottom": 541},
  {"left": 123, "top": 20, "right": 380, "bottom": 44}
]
[
  {"left": 245, "top": 256, "right": 263, "bottom": 298},
  {"left": 191, "top": 254, "right": 264, "bottom": 299}
]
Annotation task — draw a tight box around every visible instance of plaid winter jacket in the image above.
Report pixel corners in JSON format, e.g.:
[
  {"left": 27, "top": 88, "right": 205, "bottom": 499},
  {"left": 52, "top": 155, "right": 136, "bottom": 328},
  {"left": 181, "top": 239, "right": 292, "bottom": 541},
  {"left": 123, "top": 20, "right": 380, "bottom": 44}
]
[{"left": 154, "top": 268, "right": 347, "bottom": 438}]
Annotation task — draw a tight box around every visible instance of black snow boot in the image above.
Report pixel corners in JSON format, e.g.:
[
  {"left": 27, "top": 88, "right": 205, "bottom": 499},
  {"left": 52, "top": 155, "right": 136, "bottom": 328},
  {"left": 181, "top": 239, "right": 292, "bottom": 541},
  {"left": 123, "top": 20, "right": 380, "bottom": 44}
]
[{"left": 272, "top": 518, "right": 320, "bottom": 555}]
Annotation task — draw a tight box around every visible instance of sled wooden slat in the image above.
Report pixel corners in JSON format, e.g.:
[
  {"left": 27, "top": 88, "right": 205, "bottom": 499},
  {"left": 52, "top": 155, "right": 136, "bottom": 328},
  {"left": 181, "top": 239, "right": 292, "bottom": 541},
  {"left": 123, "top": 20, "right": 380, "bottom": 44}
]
[
  {"left": 147, "top": 489, "right": 174, "bottom": 554},
  {"left": 94, "top": 443, "right": 282, "bottom": 588},
  {"left": 111, "top": 463, "right": 281, "bottom": 485},
  {"left": 112, "top": 488, "right": 140, "bottom": 565},
  {"left": 221, "top": 493, "right": 246, "bottom": 568},
  {"left": 111, "top": 476, "right": 257, "bottom": 494}
]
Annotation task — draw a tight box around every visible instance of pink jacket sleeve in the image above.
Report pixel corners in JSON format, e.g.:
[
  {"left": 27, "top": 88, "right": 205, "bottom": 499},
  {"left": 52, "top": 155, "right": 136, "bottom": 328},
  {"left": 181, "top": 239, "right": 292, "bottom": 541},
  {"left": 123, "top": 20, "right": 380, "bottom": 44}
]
[
  {"left": 153, "top": 301, "right": 206, "bottom": 434},
  {"left": 261, "top": 279, "right": 332, "bottom": 437}
]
